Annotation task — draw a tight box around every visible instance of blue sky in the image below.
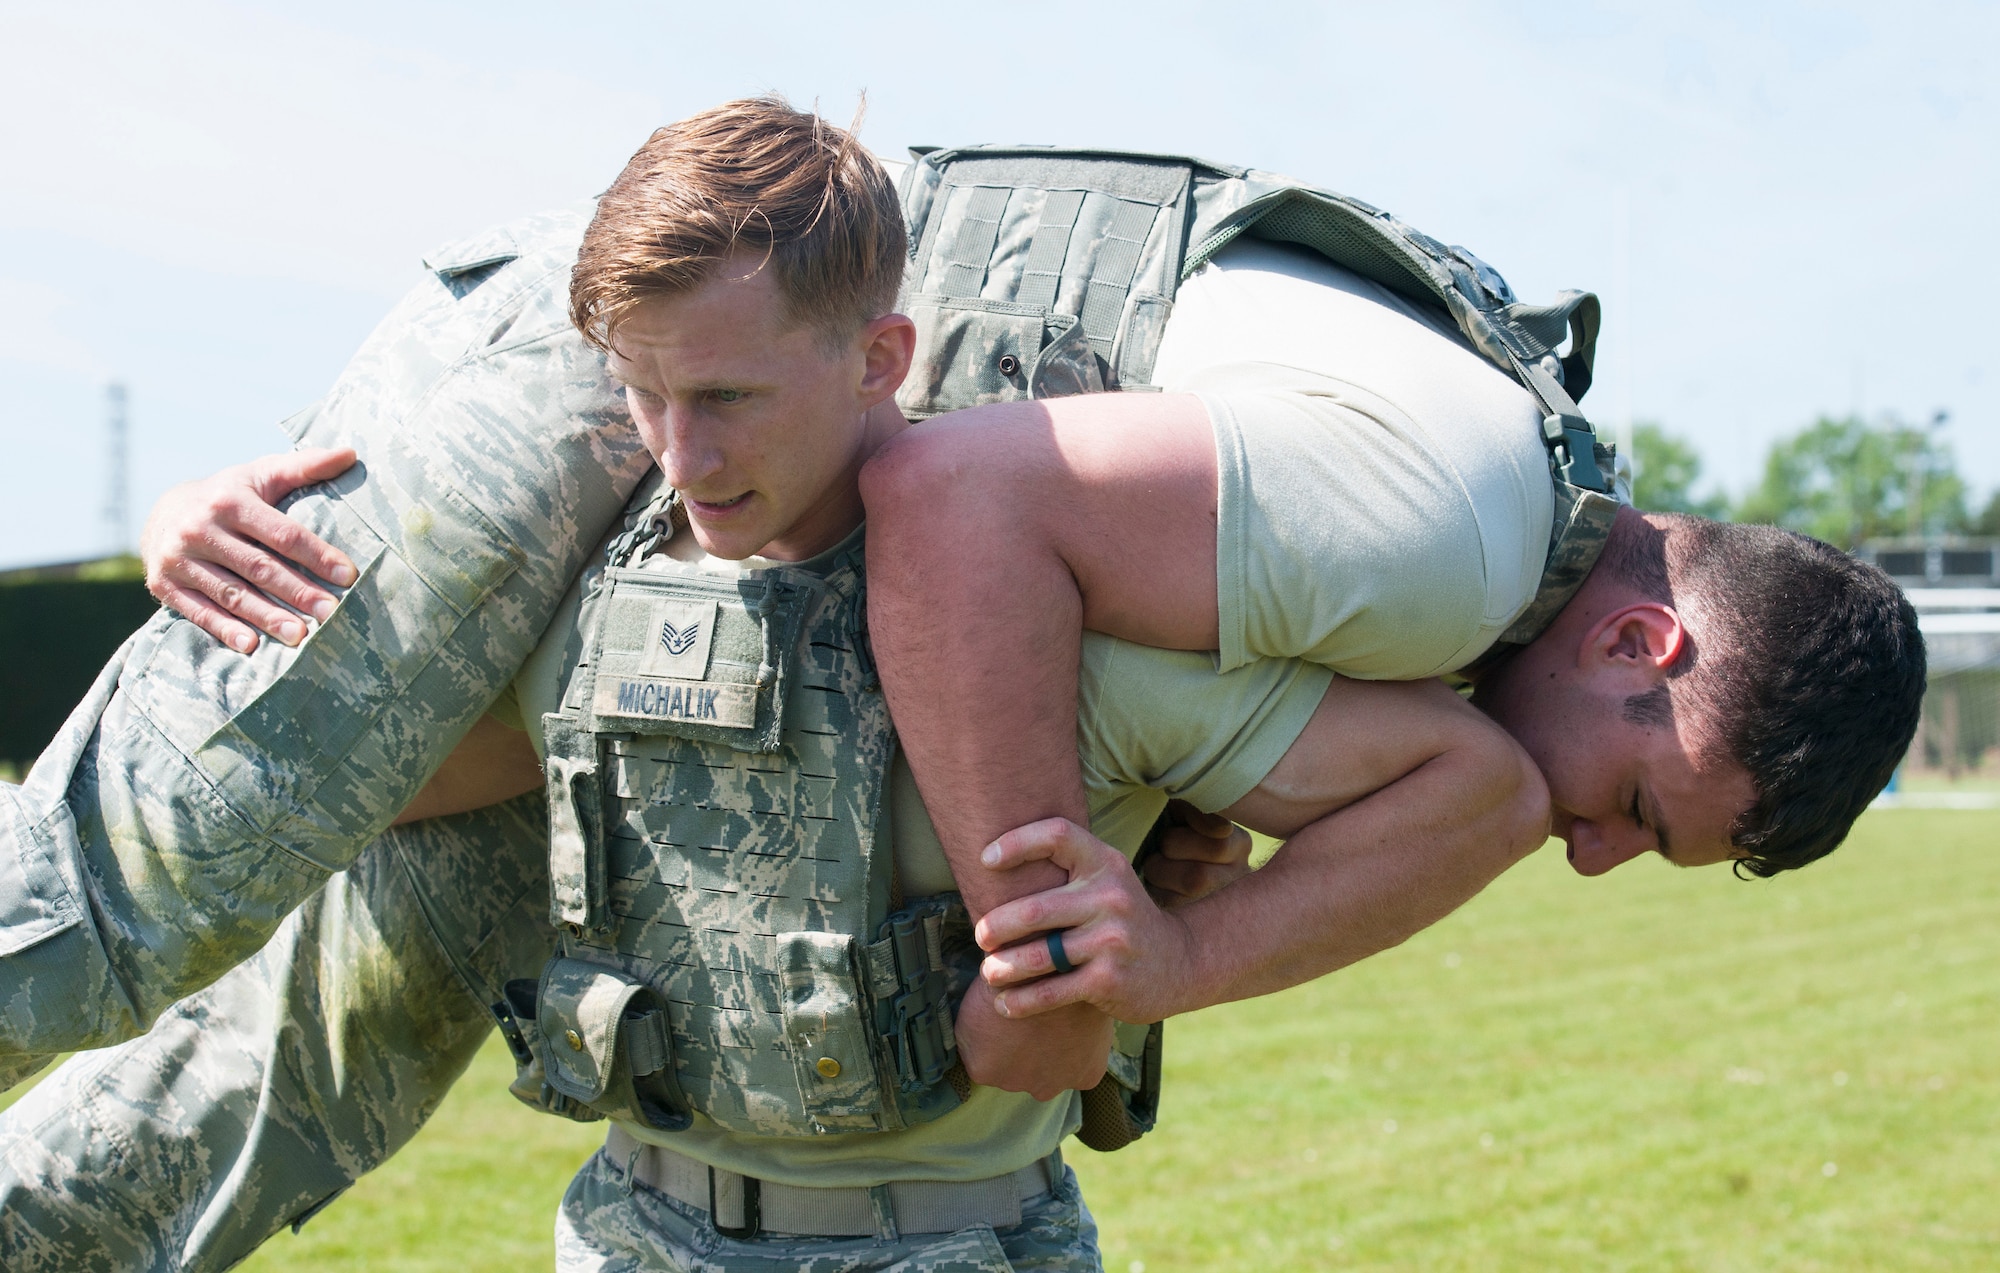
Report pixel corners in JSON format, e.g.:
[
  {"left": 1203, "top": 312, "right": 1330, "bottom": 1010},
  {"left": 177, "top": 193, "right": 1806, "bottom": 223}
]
[{"left": 1, "top": 0, "right": 1992, "bottom": 569}]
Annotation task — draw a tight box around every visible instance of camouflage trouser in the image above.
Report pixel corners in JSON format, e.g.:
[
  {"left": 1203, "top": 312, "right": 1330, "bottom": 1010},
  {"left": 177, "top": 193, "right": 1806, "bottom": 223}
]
[
  {"left": 556, "top": 1146, "right": 1102, "bottom": 1273},
  {"left": 0, "top": 205, "right": 648, "bottom": 1089},
  {"left": 0, "top": 793, "right": 556, "bottom": 1273}
]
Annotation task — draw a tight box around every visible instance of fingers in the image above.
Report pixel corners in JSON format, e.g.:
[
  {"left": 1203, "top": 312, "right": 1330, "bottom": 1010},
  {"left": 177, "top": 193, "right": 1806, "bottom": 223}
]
[
  {"left": 981, "top": 929, "right": 1084, "bottom": 993},
  {"left": 979, "top": 817, "right": 1118, "bottom": 877},
  {"left": 152, "top": 578, "right": 264, "bottom": 654},
  {"left": 250, "top": 446, "right": 357, "bottom": 503},
  {"left": 1153, "top": 821, "right": 1248, "bottom": 867},
  {"left": 218, "top": 502, "right": 351, "bottom": 615},
  {"left": 243, "top": 448, "right": 359, "bottom": 587},
  {"left": 168, "top": 556, "right": 310, "bottom": 648},
  {"left": 990, "top": 966, "right": 1086, "bottom": 1018},
  {"left": 974, "top": 837, "right": 1147, "bottom": 953},
  {"left": 1163, "top": 798, "right": 1235, "bottom": 840}
]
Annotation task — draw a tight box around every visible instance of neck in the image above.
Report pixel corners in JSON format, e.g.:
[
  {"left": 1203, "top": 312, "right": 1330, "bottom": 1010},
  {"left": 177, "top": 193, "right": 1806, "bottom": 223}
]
[{"left": 756, "top": 400, "right": 914, "bottom": 562}]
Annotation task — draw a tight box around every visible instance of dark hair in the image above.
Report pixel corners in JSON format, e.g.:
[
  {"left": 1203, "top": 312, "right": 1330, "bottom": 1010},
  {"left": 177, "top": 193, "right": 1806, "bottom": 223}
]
[
  {"left": 570, "top": 95, "right": 905, "bottom": 353},
  {"left": 1604, "top": 515, "right": 1926, "bottom": 876}
]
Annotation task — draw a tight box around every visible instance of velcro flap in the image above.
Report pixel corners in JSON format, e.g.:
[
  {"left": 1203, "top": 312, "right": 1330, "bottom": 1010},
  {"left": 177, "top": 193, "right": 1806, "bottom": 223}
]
[
  {"left": 537, "top": 958, "right": 649, "bottom": 1105},
  {"left": 778, "top": 931, "right": 884, "bottom": 1130},
  {"left": 586, "top": 570, "right": 808, "bottom": 753}
]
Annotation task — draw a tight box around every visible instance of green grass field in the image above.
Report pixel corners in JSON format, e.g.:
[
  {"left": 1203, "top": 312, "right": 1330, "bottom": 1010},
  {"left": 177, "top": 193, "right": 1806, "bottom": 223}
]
[{"left": 13, "top": 808, "right": 1997, "bottom": 1270}]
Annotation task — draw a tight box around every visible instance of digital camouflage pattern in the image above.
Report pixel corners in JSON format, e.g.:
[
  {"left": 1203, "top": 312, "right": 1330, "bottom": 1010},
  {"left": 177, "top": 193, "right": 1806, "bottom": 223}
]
[
  {"left": 535, "top": 518, "right": 969, "bottom": 1139},
  {"left": 0, "top": 794, "right": 555, "bottom": 1273},
  {"left": 0, "top": 209, "right": 651, "bottom": 1089},
  {"left": 555, "top": 1145, "right": 1100, "bottom": 1273}
]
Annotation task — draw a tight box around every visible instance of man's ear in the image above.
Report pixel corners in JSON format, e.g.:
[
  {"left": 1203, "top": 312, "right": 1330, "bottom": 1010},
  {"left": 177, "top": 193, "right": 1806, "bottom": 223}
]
[
  {"left": 1579, "top": 603, "right": 1688, "bottom": 690},
  {"left": 856, "top": 312, "right": 916, "bottom": 407}
]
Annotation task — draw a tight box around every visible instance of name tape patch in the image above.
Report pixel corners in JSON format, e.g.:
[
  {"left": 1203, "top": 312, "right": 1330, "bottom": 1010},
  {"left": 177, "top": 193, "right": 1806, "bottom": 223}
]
[{"left": 595, "top": 675, "right": 758, "bottom": 729}]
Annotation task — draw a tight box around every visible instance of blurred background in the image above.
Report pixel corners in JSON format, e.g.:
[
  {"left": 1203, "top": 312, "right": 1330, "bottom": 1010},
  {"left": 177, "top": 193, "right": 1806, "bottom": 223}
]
[{"left": 1, "top": 3, "right": 1996, "bottom": 1267}]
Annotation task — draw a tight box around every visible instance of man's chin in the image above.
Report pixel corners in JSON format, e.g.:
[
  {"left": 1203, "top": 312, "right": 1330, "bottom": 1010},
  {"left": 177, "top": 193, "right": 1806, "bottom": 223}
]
[{"left": 687, "top": 520, "right": 767, "bottom": 562}]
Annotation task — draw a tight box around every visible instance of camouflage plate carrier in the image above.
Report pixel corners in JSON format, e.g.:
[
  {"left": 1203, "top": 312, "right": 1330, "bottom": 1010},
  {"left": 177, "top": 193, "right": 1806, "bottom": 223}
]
[
  {"left": 505, "top": 145, "right": 1623, "bottom": 1152},
  {"left": 507, "top": 481, "right": 978, "bottom": 1138}
]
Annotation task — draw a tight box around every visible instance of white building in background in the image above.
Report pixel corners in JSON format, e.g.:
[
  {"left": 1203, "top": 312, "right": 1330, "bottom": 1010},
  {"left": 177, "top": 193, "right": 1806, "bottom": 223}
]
[{"left": 1855, "top": 539, "right": 2000, "bottom": 806}]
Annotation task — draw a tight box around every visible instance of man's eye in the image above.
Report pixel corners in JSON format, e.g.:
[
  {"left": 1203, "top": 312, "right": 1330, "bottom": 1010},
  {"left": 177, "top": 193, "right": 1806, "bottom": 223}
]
[
  {"left": 712, "top": 389, "right": 746, "bottom": 404},
  {"left": 624, "top": 385, "right": 663, "bottom": 406}
]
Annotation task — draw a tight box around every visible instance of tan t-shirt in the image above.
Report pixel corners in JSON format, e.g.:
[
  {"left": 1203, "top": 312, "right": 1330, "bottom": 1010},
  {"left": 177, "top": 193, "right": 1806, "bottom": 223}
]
[
  {"left": 493, "top": 523, "right": 1331, "bottom": 1186},
  {"left": 1153, "top": 239, "right": 1556, "bottom": 678}
]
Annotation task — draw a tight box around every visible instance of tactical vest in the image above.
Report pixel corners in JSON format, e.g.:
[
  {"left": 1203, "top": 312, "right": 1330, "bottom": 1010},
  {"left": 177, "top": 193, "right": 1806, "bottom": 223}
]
[
  {"left": 891, "top": 146, "right": 1627, "bottom": 647},
  {"left": 499, "top": 145, "right": 1621, "bottom": 1151},
  {"left": 511, "top": 483, "right": 972, "bottom": 1138}
]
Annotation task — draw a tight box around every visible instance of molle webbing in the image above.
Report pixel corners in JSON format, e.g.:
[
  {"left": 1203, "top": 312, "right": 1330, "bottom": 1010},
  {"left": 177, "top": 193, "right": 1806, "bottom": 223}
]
[{"left": 897, "top": 145, "right": 1627, "bottom": 647}]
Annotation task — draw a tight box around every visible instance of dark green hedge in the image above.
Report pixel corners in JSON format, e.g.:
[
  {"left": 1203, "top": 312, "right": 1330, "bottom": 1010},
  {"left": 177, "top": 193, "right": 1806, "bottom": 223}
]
[{"left": 0, "top": 580, "right": 162, "bottom": 771}]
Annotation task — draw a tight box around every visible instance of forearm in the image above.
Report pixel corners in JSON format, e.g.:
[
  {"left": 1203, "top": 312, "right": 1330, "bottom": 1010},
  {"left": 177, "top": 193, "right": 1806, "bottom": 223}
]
[
  {"left": 1174, "top": 741, "right": 1547, "bottom": 1013},
  {"left": 861, "top": 394, "right": 1219, "bottom": 921}
]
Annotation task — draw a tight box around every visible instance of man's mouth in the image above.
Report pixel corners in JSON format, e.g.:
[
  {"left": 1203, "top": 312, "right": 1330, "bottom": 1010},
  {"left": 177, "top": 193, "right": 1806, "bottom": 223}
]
[{"left": 686, "top": 492, "right": 751, "bottom": 517}]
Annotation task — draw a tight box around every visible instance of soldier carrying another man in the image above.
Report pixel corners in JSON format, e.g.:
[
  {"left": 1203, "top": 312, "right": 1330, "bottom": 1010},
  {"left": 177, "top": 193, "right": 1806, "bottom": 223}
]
[{"left": 0, "top": 98, "right": 1922, "bottom": 1271}]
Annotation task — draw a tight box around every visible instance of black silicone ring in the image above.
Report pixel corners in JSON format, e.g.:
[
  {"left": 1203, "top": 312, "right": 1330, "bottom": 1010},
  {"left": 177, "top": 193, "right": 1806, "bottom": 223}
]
[{"left": 1046, "top": 929, "right": 1076, "bottom": 975}]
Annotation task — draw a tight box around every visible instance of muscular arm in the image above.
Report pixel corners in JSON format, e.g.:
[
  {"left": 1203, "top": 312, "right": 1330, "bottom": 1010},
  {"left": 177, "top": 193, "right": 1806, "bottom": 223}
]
[
  {"left": 976, "top": 676, "right": 1551, "bottom": 1024},
  {"left": 861, "top": 394, "right": 1218, "bottom": 1094}
]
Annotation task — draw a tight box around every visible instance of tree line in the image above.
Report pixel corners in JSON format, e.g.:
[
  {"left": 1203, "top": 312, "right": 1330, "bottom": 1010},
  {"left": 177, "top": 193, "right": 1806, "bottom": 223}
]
[{"left": 1629, "top": 414, "right": 2000, "bottom": 549}]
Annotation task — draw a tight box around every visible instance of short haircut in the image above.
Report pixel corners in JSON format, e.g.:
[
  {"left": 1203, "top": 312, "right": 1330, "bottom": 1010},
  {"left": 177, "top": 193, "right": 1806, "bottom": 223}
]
[
  {"left": 1600, "top": 514, "right": 1927, "bottom": 876},
  {"left": 570, "top": 96, "right": 906, "bottom": 353}
]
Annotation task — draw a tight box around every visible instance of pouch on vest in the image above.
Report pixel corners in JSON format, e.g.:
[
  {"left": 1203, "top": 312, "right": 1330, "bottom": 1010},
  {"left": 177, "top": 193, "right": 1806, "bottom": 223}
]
[
  {"left": 1077, "top": 1019, "right": 1163, "bottom": 1152},
  {"left": 495, "top": 978, "right": 604, "bottom": 1125},
  {"left": 584, "top": 569, "right": 811, "bottom": 755},
  {"left": 898, "top": 302, "right": 1105, "bottom": 418},
  {"left": 778, "top": 932, "right": 888, "bottom": 1133},
  {"left": 895, "top": 152, "right": 1197, "bottom": 421},
  {"left": 534, "top": 958, "right": 692, "bottom": 1132},
  {"left": 860, "top": 892, "right": 979, "bottom": 1126}
]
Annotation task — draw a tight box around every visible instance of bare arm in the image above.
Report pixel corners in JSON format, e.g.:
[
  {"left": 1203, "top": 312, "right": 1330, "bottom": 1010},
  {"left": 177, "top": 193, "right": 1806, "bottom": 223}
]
[
  {"left": 974, "top": 676, "right": 1551, "bottom": 1023},
  {"left": 391, "top": 714, "right": 544, "bottom": 825},
  {"left": 860, "top": 393, "right": 1219, "bottom": 1095}
]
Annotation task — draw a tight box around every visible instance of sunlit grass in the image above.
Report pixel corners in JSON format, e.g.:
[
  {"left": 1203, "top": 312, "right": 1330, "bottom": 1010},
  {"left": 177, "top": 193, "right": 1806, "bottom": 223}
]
[{"left": 19, "top": 808, "right": 1988, "bottom": 1270}]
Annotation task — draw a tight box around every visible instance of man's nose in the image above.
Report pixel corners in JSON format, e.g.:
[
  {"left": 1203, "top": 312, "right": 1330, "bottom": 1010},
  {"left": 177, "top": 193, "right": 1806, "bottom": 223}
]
[
  {"left": 656, "top": 407, "right": 724, "bottom": 488},
  {"left": 1565, "top": 819, "right": 1652, "bottom": 877}
]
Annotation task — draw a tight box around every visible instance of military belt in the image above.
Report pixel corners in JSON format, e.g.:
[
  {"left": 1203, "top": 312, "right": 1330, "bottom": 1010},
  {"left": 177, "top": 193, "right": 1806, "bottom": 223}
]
[{"left": 604, "top": 1125, "right": 1056, "bottom": 1238}]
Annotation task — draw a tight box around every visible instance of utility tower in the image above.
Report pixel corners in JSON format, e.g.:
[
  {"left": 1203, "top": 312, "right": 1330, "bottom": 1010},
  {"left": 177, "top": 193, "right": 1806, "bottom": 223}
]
[{"left": 104, "top": 381, "right": 129, "bottom": 554}]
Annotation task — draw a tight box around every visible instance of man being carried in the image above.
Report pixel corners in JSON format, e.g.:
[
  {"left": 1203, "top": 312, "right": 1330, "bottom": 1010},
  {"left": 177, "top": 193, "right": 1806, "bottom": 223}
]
[
  {"left": 0, "top": 100, "right": 1922, "bottom": 1271},
  {"left": 0, "top": 101, "right": 1543, "bottom": 1271}
]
